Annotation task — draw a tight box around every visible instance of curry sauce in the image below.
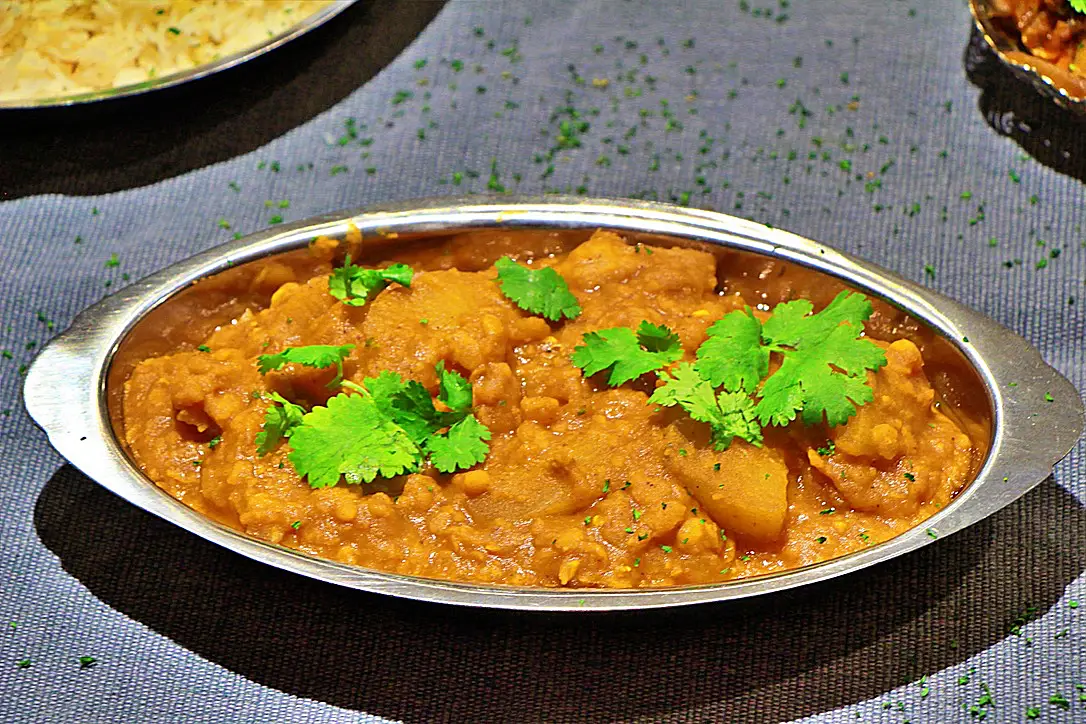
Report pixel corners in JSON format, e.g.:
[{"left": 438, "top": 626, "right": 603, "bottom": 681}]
[{"left": 118, "top": 229, "right": 983, "bottom": 588}]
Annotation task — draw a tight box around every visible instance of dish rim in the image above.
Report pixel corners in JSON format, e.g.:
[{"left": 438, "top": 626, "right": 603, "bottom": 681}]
[
  {"left": 0, "top": 1, "right": 356, "bottom": 111},
  {"left": 22, "top": 196, "right": 1084, "bottom": 611}
]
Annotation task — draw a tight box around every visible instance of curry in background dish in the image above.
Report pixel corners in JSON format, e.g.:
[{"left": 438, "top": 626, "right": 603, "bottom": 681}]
[
  {"left": 117, "top": 229, "right": 984, "bottom": 588},
  {"left": 988, "top": 0, "right": 1086, "bottom": 93}
]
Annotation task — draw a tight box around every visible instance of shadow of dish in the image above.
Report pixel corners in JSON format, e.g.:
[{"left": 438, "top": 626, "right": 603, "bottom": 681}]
[
  {"left": 964, "top": 27, "right": 1086, "bottom": 182},
  {"left": 34, "top": 465, "right": 1086, "bottom": 723},
  {"left": 0, "top": 0, "right": 448, "bottom": 200}
]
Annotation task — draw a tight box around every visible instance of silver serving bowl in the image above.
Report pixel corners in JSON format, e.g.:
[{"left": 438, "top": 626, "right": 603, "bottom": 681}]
[
  {"left": 23, "top": 198, "right": 1084, "bottom": 611},
  {"left": 0, "top": 1, "right": 356, "bottom": 110},
  {"left": 970, "top": 0, "right": 1086, "bottom": 112}
]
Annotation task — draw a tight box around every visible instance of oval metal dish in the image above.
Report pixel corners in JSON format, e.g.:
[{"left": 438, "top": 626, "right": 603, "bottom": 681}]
[
  {"left": 0, "top": 1, "right": 356, "bottom": 110},
  {"left": 23, "top": 198, "right": 1084, "bottom": 611},
  {"left": 970, "top": 0, "right": 1086, "bottom": 112}
]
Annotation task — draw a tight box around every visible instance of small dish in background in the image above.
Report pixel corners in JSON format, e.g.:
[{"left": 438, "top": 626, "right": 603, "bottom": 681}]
[{"left": 969, "top": 0, "right": 1086, "bottom": 112}]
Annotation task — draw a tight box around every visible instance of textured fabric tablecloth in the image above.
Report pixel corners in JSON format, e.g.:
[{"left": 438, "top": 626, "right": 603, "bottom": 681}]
[{"left": 1, "top": 1, "right": 1084, "bottom": 722}]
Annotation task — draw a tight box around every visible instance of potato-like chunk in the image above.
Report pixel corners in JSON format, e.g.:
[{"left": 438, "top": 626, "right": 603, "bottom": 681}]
[
  {"left": 663, "top": 423, "right": 789, "bottom": 542},
  {"left": 358, "top": 269, "right": 523, "bottom": 386}
]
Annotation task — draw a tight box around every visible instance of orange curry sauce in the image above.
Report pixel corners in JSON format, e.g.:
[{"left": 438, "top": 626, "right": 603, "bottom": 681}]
[{"left": 117, "top": 229, "right": 985, "bottom": 588}]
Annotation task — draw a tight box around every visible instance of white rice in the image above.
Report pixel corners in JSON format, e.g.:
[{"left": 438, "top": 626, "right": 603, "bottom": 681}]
[{"left": 0, "top": 0, "right": 336, "bottom": 102}]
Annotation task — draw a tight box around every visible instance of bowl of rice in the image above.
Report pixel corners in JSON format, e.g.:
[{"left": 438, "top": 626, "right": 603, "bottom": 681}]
[{"left": 0, "top": 0, "right": 352, "bottom": 109}]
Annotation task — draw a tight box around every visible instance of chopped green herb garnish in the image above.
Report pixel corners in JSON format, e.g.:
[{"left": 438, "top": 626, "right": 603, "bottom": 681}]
[
  {"left": 255, "top": 392, "right": 305, "bottom": 455},
  {"left": 695, "top": 292, "right": 886, "bottom": 428},
  {"left": 257, "top": 344, "right": 354, "bottom": 387},
  {"left": 329, "top": 254, "right": 413, "bottom": 307},
  {"left": 434, "top": 361, "right": 472, "bottom": 414},
  {"left": 572, "top": 321, "right": 683, "bottom": 386},
  {"left": 649, "top": 363, "right": 762, "bottom": 449},
  {"left": 1049, "top": 693, "right": 1070, "bottom": 710},
  {"left": 494, "top": 256, "right": 581, "bottom": 321},
  {"left": 427, "top": 415, "right": 491, "bottom": 473},
  {"left": 279, "top": 364, "right": 489, "bottom": 486},
  {"left": 77, "top": 656, "right": 97, "bottom": 669},
  {"left": 288, "top": 393, "right": 420, "bottom": 487}
]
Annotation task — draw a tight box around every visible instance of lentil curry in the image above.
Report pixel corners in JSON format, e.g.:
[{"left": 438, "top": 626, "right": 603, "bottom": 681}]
[{"left": 116, "top": 229, "right": 985, "bottom": 588}]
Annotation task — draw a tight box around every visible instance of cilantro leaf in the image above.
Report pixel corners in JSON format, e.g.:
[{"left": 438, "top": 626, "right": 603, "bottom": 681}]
[
  {"left": 281, "top": 362, "right": 490, "bottom": 487},
  {"left": 329, "top": 254, "right": 414, "bottom": 307},
  {"left": 670, "top": 291, "right": 886, "bottom": 435},
  {"left": 359, "top": 363, "right": 476, "bottom": 442},
  {"left": 387, "top": 379, "right": 446, "bottom": 445},
  {"left": 756, "top": 321, "right": 885, "bottom": 427},
  {"left": 256, "top": 344, "right": 355, "bottom": 387},
  {"left": 695, "top": 308, "right": 769, "bottom": 393},
  {"left": 359, "top": 370, "right": 408, "bottom": 416},
  {"left": 255, "top": 392, "right": 305, "bottom": 455},
  {"left": 436, "top": 361, "right": 473, "bottom": 413},
  {"left": 761, "top": 292, "right": 873, "bottom": 350},
  {"left": 494, "top": 256, "right": 581, "bottom": 321},
  {"left": 287, "top": 393, "right": 420, "bottom": 488},
  {"left": 427, "top": 415, "right": 492, "bottom": 473},
  {"left": 1072, "top": 0, "right": 1086, "bottom": 13},
  {"left": 650, "top": 363, "right": 762, "bottom": 449},
  {"left": 636, "top": 321, "right": 681, "bottom": 353},
  {"left": 571, "top": 322, "right": 683, "bottom": 386},
  {"left": 715, "top": 391, "right": 764, "bottom": 448}
]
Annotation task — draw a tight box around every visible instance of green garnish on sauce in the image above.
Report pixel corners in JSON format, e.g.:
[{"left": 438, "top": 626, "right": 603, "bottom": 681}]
[
  {"left": 697, "top": 291, "right": 887, "bottom": 428},
  {"left": 255, "top": 364, "right": 491, "bottom": 487},
  {"left": 649, "top": 363, "right": 761, "bottom": 449},
  {"left": 494, "top": 256, "right": 581, "bottom": 321},
  {"left": 329, "top": 255, "right": 414, "bottom": 307},
  {"left": 255, "top": 393, "right": 305, "bottom": 456},
  {"left": 571, "top": 291, "right": 887, "bottom": 448},
  {"left": 571, "top": 321, "right": 683, "bottom": 386},
  {"left": 257, "top": 344, "right": 354, "bottom": 387}
]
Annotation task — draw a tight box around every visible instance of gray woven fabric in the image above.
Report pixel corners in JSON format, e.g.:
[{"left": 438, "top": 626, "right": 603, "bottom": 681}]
[{"left": 1, "top": 1, "right": 1084, "bottom": 722}]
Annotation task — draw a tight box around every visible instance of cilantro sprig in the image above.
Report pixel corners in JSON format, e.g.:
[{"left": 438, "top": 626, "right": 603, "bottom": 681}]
[
  {"left": 1071, "top": 0, "right": 1085, "bottom": 14},
  {"left": 255, "top": 392, "right": 305, "bottom": 455},
  {"left": 571, "top": 321, "right": 683, "bottom": 385},
  {"left": 428, "top": 415, "right": 492, "bottom": 473},
  {"left": 494, "top": 256, "right": 581, "bottom": 321},
  {"left": 573, "top": 293, "right": 887, "bottom": 449},
  {"left": 699, "top": 292, "right": 887, "bottom": 427},
  {"left": 256, "top": 363, "right": 491, "bottom": 486},
  {"left": 257, "top": 344, "right": 354, "bottom": 387},
  {"left": 649, "top": 363, "right": 762, "bottom": 450},
  {"left": 288, "top": 393, "right": 420, "bottom": 487},
  {"left": 329, "top": 255, "right": 414, "bottom": 306}
]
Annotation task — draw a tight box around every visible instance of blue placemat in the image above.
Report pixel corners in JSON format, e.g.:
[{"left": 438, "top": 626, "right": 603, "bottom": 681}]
[{"left": 2, "top": 1, "right": 1084, "bottom": 721}]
